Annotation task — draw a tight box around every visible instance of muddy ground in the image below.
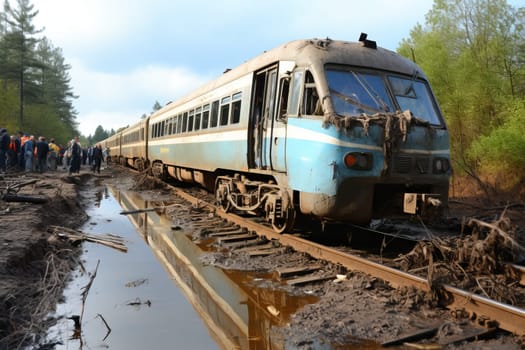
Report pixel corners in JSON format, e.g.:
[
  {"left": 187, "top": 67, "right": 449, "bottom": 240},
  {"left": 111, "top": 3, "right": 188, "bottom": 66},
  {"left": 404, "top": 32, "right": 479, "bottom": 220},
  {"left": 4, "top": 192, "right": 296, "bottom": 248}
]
[
  {"left": 0, "top": 168, "right": 104, "bottom": 349},
  {"left": 0, "top": 166, "right": 523, "bottom": 349}
]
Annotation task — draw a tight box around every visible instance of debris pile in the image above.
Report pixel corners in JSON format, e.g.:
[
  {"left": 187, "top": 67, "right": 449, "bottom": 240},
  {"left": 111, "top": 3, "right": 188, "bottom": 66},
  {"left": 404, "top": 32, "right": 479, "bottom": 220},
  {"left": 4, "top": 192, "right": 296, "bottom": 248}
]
[
  {"left": 395, "top": 210, "right": 525, "bottom": 305},
  {"left": 131, "top": 168, "right": 166, "bottom": 191}
]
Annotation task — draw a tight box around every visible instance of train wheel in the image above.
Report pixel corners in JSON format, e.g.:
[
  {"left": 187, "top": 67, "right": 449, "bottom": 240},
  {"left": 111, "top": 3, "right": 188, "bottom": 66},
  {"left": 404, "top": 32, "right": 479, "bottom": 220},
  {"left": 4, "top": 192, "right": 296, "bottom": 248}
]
[
  {"left": 135, "top": 159, "right": 144, "bottom": 172},
  {"left": 152, "top": 162, "right": 164, "bottom": 179},
  {"left": 215, "top": 179, "right": 231, "bottom": 212},
  {"left": 272, "top": 207, "right": 296, "bottom": 234}
]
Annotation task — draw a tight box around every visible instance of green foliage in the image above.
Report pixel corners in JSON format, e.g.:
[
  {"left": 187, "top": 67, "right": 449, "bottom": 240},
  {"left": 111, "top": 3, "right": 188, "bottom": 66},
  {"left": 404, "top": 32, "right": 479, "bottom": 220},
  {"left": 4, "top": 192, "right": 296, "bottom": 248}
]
[
  {"left": 90, "top": 125, "right": 110, "bottom": 145},
  {"left": 469, "top": 100, "right": 525, "bottom": 174},
  {"left": 398, "top": 0, "right": 525, "bottom": 192},
  {"left": 0, "top": 0, "right": 78, "bottom": 139}
]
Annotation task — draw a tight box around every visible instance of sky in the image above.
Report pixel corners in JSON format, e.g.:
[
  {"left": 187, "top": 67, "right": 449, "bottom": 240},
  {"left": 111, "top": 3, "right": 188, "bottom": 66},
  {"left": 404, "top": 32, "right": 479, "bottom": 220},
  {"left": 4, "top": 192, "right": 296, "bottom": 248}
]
[{"left": 30, "top": 0, "right": 440, "bottom": 136}]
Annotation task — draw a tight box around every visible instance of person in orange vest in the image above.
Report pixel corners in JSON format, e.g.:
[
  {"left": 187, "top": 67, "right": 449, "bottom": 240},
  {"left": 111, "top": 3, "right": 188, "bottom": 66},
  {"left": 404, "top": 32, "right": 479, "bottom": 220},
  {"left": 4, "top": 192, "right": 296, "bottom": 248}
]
[{"left": 19, "top": 132, "right": 29, "bottom": 170}]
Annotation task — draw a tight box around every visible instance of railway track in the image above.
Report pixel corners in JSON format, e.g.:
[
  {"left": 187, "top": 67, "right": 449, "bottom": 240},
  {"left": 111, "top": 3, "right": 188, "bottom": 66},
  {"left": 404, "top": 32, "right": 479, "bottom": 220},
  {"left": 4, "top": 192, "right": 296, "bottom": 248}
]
[{"left": 161, "top": 184, "right": 525, "bottom": 340}]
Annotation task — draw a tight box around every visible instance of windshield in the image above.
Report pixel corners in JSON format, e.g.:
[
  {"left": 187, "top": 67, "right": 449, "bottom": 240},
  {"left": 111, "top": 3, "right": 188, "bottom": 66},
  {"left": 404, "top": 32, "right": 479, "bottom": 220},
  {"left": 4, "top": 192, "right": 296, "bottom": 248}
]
[
  {"left": 387, "top": 76, "right": 441, "bottom": 125},
  {"left": 325, "top": 68, "right": 442, "bottom": 125}
]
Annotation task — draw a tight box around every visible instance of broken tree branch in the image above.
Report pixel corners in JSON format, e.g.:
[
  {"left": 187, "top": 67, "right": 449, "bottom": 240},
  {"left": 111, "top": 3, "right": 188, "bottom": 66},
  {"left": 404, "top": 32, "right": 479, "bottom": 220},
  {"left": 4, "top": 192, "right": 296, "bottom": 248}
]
[
  {"left": 80, "top": 260, "right": 100, "bottom": 324},
  {"left": 120, "top": 203, "right": 185, "bottom": 215},
  {"left": 96, "top": 313, "right": 112, "bottom": 341},
  {"left": 48, "top": 225, "right": 128, "bottom": 253}
]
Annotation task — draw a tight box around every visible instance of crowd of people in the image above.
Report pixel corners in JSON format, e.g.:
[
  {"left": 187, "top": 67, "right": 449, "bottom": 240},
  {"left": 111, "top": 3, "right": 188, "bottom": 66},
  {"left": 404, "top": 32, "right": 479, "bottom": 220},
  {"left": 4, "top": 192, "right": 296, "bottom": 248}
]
[{"left": 0, "top": 128, "right": 108, "bottom": 175}]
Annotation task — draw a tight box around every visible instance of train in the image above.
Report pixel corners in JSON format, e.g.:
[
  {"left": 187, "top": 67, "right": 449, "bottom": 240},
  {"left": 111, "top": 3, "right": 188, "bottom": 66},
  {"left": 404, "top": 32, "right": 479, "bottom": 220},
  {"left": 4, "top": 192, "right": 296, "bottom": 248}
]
[{"left": 100, "top": 34, "right": 451, "bottom": 233}]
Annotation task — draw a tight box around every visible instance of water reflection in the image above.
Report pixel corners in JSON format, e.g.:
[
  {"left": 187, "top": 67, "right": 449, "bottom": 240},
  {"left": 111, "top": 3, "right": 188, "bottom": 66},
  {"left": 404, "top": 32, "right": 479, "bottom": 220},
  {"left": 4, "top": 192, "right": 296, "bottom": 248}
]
[{"left": 112, "top": 188, "right": 318, "bottom": 349}]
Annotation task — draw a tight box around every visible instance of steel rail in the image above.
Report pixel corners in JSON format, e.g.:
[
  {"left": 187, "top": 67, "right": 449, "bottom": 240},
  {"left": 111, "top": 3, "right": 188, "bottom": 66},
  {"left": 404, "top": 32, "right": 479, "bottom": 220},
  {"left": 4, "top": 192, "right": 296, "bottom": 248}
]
[{"left": 172, "top": 187, "right": 525, "bottom": 336}]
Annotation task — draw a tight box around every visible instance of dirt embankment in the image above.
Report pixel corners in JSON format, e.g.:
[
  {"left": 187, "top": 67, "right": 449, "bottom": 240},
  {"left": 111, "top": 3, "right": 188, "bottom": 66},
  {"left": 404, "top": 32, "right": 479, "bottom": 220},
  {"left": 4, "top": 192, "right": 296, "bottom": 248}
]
[{"left": 0, "top": 171, "right": 100, "bottom": 348}]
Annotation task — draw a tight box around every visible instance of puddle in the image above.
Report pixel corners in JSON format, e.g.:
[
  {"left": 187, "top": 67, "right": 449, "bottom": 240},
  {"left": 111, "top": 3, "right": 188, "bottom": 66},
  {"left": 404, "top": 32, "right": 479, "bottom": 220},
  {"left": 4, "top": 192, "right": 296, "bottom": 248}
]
[
  {"left": 44, "top": 188, "right": 218, "bottom": 349},
  {"left": 43, "top": 187, "right": 323, "bottom": 349}
]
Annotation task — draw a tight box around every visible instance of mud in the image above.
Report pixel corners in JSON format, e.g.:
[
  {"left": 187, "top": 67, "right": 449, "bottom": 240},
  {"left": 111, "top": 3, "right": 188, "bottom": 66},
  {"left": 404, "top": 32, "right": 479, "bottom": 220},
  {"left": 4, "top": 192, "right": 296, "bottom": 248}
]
[
  {"left": 0, "top": 166, "right": 523, "bottom": 350},
  {"left": 0, "top": 171, "right": 98, "bottom": 348}
]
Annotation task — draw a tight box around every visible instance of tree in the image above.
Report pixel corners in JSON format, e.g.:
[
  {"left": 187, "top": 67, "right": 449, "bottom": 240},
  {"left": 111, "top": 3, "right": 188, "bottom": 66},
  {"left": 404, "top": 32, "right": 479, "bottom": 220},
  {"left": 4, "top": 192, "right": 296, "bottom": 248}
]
[
  {"left": 91, "top": 125, "right": 109, "bottom": 144},
  {"left": 152, "top": 100, "right": 162, "bottom": 112},
  {"left": 3, "top": 0, "right": 43, "bottom": 127},
  {"left": 398, "top": 0, "right": 525, "bottom": 193},
  {"left": 0, "top": 0, "right": 79, "bottom": 141}
]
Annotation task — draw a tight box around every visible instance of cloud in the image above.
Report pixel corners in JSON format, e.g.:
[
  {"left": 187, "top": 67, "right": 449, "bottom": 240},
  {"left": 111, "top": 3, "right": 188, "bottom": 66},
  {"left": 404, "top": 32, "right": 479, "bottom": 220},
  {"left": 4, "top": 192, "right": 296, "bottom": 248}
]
[
  {"left": 72, "top": 62, "right": 211, "bottom": 135},
  {"left": 33, "top": 0, "right": 145, "bottom": 52}
]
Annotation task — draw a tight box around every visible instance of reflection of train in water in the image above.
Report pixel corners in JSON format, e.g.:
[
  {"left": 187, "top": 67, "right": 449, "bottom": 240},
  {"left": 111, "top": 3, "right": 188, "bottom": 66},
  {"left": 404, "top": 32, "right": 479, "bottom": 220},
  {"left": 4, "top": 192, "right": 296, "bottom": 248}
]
[{"left": 101, "top": 34, "right": 451, "bottom": 233}]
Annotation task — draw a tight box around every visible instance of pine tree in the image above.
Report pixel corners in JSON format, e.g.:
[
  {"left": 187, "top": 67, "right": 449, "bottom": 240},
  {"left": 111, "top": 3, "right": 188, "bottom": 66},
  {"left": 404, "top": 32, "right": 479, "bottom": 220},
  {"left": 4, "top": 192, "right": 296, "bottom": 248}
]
[{"left": 3, "top": 0, "right": 43, "bottom": 127}]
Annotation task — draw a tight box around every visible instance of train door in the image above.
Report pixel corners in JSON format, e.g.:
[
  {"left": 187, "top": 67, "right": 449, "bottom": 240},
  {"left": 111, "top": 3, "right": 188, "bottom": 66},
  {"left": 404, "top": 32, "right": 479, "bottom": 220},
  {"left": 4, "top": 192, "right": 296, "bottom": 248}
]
[{"left": 249, "top": 65, "right": 279, "bottom": 170}]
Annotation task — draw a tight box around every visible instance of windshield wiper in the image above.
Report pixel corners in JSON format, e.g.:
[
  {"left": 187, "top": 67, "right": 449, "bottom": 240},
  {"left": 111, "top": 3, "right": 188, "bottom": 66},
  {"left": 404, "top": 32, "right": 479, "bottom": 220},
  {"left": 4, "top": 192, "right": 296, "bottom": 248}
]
[
  {"left": 403, "top": 70, "right": 419, "bottom": 96},
  {"left": 351, "top": 72, "right": 390, "bottom": 112},
  {"left": 329, "top": 88, "right": 381, "bottom": 114}
]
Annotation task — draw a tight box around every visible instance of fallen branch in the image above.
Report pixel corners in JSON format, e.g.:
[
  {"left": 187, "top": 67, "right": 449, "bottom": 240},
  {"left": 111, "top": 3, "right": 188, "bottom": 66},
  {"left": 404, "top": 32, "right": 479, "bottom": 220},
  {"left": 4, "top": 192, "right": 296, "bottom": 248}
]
[
  {"left": 120, "top": 203, "right": 185, "bottom": 215},
  {"left": 80, "top": 260, "right": 100, "bottom": 323},
  {"left": 96, "top": 313, "right": 112, "bottom": 341},
  {"left": 466, "top": 217, "right": 525, "bottom": 254},
  {"left": 48, "top": 225, "right": 128, "bottom": 253},
  {"left": 2, "top": 193, "right": 47, "bottom": 203}
]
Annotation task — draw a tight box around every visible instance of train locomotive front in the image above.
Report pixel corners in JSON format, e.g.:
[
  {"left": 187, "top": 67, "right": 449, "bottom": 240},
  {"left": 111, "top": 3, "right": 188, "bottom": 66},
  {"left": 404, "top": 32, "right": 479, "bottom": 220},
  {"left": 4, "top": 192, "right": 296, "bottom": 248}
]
[{"left": 284, "top": 38, "right": 451, "bottom": 228}]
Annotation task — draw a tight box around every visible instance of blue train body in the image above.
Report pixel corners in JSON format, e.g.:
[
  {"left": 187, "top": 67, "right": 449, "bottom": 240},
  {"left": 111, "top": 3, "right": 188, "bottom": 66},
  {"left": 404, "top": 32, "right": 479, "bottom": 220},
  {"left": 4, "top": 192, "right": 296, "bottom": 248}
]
[{"left": 102, "top": 36, "right": 451, "bottom": 232}]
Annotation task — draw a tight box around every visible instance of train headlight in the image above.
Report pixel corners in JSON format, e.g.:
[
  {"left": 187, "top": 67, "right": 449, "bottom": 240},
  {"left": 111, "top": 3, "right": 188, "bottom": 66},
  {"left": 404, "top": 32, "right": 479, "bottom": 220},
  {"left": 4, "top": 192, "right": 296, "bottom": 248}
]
[
  {"left": 344, "top": 152, "right": 372, "bottom": 170},
  {"left": 433, "top": 158, "right": 450, "bottom": 173}
]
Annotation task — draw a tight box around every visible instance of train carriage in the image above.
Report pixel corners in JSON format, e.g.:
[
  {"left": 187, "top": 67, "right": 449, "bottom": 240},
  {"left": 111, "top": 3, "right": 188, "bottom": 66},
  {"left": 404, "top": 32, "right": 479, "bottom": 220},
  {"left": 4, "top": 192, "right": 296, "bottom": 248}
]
[
  {"left": 109, "top": 35, "right": 451, "bottom": 233},
  {"left": 120, "top": 119, "right": 149, "bottom": 170},
  {"left": 102, "top": 132, "right": 122, "bottom": 164}
]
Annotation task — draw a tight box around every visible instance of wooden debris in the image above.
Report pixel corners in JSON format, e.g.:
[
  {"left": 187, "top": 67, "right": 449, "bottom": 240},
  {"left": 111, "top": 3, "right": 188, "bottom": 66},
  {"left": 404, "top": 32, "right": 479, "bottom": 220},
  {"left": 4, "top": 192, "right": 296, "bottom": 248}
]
[
  {"left": 403, "top": 343, "right": 443, "bottom": 350},
  {"left": 286, "top": 274, "right": 337, "bottom": 286},
  {"left": 248, "top": 248, "right": 286, "bottom": 257},
  {"left": 382, "top": 326, "right": 440, "bottom": 347},
  {"left": 120, "top": 203, "right": 184, "bottom": 215},
  {"left": 96, "top": 313, "right": 112, "bottom": 341},
  {"left": 222, "top": 238, "right": 266, "bottom": 250},
  {"left": 217, "top": 233, "right": 258, "bottom": 245},
  {"left": 276, "top": 265, "right": 322, "bottom": 279},
  {"left": 48, "top": 225, "right": 127, "bottom": 252},
  {"left": 208, "top": 229, "right": 248, "bottom": 237},
  {"left": 438, "top": 327, "right": 498, "bottom": 346},
  {"left": 394, "top": 210, "right": 525, "bottom": 305},
  {"left": 126, "top": 298, "right": 152, "bottom": 307},
  {"left": 80, "top": 260, "right": 100, "bottom": 323},
  {"left": 2, "top": 193, "right": 47, "bottom": 203}
]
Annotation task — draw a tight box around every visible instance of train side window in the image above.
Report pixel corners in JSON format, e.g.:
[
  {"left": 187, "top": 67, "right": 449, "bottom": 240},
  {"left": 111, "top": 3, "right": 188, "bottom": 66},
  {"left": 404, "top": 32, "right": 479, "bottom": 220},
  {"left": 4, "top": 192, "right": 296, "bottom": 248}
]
[
  {"left": 288, "top": 70, "right": 304, "bottom": 116},
  {"left": 188, "top": 110, "right": 194, "bottom": 132},
  {"left": 303, "top": 71, "right": 322, "bottom": 116},
  {"left": 195, "top": 106, "right": 202, "bottom": 131},
  {"left": 153, "top": 123, "right": 157, "bottom": 138},
  {"left": 161, "top": 121, "right": 165, "bottom": 137},
  {"left": 231, "top": 92, "right": 241, "bottom": 124},
  {"left": 220, "top": 96, "right": 230, "bottom": 126},
  {"left": 210, "top": 100, "right": 219, "bottom": 127},
  {"left": 182, "top": 112, "right": 188, "bottom": 132},
  {"left": 177, "top": 114, "right": 182, "bottom": 134},
  {"left": 277, "top": 77, "right": 290, "bottom": 120},
  {"left": 202, "top": 104, "right": 210, "bottom": 129}
]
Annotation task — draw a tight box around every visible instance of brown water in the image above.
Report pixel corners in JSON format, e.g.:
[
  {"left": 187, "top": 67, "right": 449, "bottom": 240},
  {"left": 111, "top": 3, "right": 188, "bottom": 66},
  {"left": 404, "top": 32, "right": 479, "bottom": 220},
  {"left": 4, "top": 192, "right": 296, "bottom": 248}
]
[{"left": 46, "top": 187, "right": 369, "bottom": 349}]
